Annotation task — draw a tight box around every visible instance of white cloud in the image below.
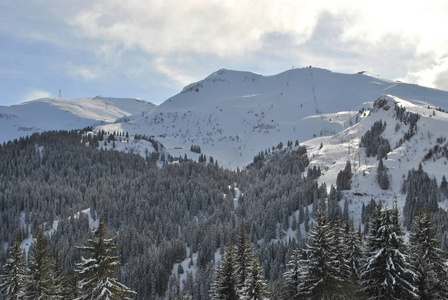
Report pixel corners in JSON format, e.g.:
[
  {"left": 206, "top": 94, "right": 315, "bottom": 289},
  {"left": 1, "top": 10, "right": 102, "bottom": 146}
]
[
  {"left": 23, "top": 89, "right": 52, "bottom": 102},
  {"left": 67, "top": 64, "right": 100, "bottom": 80},
  {"left": 64, "top": 0, "right": 448, "bottom": 90}
]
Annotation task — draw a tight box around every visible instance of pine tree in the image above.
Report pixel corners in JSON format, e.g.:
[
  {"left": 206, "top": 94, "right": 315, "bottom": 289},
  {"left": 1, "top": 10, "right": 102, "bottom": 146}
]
[
  {"left": 27, "top": 230, "right": 53, "bottom": 299},
  {"left": 409, "top": 209, "right": 448, "bottom": 299},
  {"left": 361, "top": 204, "right": 417, "bottom": 299},
  {"left": 377, "top": 158, "right": 389, "bottom": 190},
  {"left": 234, "top": 223, "right": 252, "bottom": 293},
  {"left": 75, "top": 218, "right": 136, "bottom": 300},
  {"left": 298, "top": 206, "right": 345, "bottom": 299},
  {"left": 51, "top": 249, "right": 72, "bottom": 299},
  {"left": 343, "top": 218, "right": 364, "bottom": 297},
  {"left": 239, "top": 251, "right": 269, "bottom": 300},
  {"left": 210, "top": 245, "right": 237, "bottom": 300},
  {"left": 283, "top": 249, "right": 303, "bottom": 299},
  {"left": 0, "top": 241, "right": 30, "bottom": 300},
  {"left": 333, "top": 218, "right": 351, "bottom": 284}
]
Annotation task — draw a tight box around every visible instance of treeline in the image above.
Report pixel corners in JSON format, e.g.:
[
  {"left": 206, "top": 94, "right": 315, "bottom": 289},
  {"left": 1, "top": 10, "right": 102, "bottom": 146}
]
[
  {"left": 1, "top": 218, "right": 135, "bottom": 299},
  {"left": 211, "top": 204, "right": 448, "bottom": 299},
  {"left": 1, "top": 129, "right": 448, "bottom": 299}
]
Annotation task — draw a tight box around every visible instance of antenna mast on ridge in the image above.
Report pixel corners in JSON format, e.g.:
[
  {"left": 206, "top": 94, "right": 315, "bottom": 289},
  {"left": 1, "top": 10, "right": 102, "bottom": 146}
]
[{"left": 58, "top": 89, "right": 62, "bottom": 98}]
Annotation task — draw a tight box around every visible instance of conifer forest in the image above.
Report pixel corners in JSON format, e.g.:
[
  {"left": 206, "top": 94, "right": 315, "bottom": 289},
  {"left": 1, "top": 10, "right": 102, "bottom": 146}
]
[{"left": 1, "top": 130, "right": 448, "bottom": 299}]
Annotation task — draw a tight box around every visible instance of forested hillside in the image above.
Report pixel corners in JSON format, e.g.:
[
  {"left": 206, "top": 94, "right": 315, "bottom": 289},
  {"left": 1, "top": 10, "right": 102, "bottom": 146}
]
[{"left": 1, "top": 129, "right": 448, "bottom": 299}]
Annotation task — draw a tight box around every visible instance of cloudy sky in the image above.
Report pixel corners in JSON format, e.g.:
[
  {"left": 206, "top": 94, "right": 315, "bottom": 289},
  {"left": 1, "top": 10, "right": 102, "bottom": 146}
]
[{"left": 1, "top": 0, "right": 447, "bottom": 106}]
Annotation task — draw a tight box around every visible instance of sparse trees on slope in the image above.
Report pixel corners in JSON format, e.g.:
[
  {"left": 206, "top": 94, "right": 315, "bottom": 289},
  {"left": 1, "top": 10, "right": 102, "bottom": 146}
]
[
  {"left": 75, "top": 218, "right": 136, "bottom": 300},
  {"left": 409, "top": 209, "right": 448, "bottom": 299},
  {"left": 0, "top": 240, "right": 30, "bottom": 300}
]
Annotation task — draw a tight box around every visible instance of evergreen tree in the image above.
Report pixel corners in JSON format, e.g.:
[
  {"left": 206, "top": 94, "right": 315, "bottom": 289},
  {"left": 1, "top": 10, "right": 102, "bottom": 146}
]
[
  {"left": 210, "top": 245, "right": 237, "bottom": 300},
  {"left": 75, "top": 218, "right": 136, "bottom": 300},
  {"left": 283, "top": 249, "right": 303, "bottom": 299},
  {"left": 409, "top": 209, "right": 448, "bottom": 299},
  {"left": 27, "top": 230, "right": 53, "bottom": 299},
  {"left": 361, "top": 204, "right": 417, "bottom": 299},
  {"left": 0, "top": 241, "right": 30, "bottom": 300},
  {"left": 343, "top": 218, "right": 364, "bottom": 295},
  {"left": 234, "top": 223, "right": 252, "bottom": 293},
  {"left": 336, "top": 161, "right": 352, "bottom": 191},
  {"left": 50, "top": 249, "right": 72, "bottom": 299},
  {"left": 333, "top": 218, "right": 351, "bottom": 284},
  {"left": 239, "top": 251, "right": 269, "bottom": 300},
  {"left": 377, "top": 159, "right": 389, "bottom": 190},
  {"left": 298, "top": 206, "right": 346, "bottom": 299}
]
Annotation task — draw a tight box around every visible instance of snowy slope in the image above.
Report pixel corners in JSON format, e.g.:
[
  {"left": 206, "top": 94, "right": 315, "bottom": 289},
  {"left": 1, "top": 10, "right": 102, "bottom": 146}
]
[
  {"left": 96, "top": 67, "right": 448, "bottom": 169},
  {"left": 0, "top": 96, "right": 155, "bottom": 143}
]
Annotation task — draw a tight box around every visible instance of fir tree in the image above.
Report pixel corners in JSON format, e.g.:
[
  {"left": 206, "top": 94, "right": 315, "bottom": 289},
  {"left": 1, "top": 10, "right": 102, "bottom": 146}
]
[
  {"left": 343, "top": 218, "right": 364, "bottom": 296},
  {"left": 27, "top": 230, "right": 53, "bottom": 299},
  {"left": 0, "top": 241, "right": 30, "bottom": 300},
  {"left": 50, "top": 249, "right": 72, "bottom": 299},
  {"left": 361, "top": 204, "right": 417, "bottom": 299},
  {"left": 298, "top": 206, "right": 346, "bottom": 299},
  {"left": 409, "top": 209, "right": 448, "bottom": 299},
  {"left": 234, "top": 223, "right": 252, "bottom": 293},
  {"left": 377, "top": 158, "right": 389, "bottom": 190},
  {"left": 75, "top": 218, "right": 136, "bottom": 300},
  {"left": 283, "top": 249, "right": 303, "bottom": 300},
  {"left": 239, "top": 251, "right": 269, "bottom": 300},
  {"left": 210, "top": 245, "right": 237, "bottom": 300}
]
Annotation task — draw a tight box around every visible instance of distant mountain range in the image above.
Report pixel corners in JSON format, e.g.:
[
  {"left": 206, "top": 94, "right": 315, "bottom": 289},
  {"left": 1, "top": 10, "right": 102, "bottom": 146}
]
[{"left": 2, "top": 67, "right": 448, "bottom": 204}]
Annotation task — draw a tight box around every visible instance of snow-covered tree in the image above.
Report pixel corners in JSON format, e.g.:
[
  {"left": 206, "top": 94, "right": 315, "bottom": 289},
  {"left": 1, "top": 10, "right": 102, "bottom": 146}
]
[
  {"left": 234, "top": 223, "right": 253, "bottom": 292},
  {"left": 409, "top": 209, "right": 448, "bottom": 299},
  {"left": 361, "top": 204, "right": 417, "bottom": 299},
  {"left": 239, "top": 251, "right": 269, "bottom": 300},
  {"left": 283, "top": 249, "right": 303, "bottom": 299},
  {"left": 298, "top": 206, "right": 346, "bottom": 299},
  {"left": 0, "top": 240, "right": 30, "bottom": 300},
  {"left": 210, "top": 245, "right": 237, "bottom": 300},
  {"left": 343, "top": 218, "right": 364, "bottom": 295},
  {"left": 50, "top": 249, "right": 72, "bottom": 299},
  {"left": 27, "top": 230, "right": 53, "bottom": 299},
  {"left": 75, "top": 218, "right": 136, "bottom": 300}
]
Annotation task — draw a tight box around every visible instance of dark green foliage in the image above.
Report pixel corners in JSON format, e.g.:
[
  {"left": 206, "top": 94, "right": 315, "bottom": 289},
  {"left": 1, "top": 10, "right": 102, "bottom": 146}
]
[
  {"left": 361, "top": 204, "right": 417, "bottom": 299},
  {"left": 210, "top": 245, "right": 237, "bottom": 300},
  {"left": 190, "top": 144, "right": 202, "bottom": 154},
  {"left": 402, "top": 165, "right": 439, "bottom": 230},
  {"left": 27, "top": 231, "right": 53, "bottom": 299},
  {"left": 409, "top": 209, "right": 448, "bottom": 299},
  {"left": 75, "top": 218, "right": 136, "bottom": 299},
  {"left": 359, "top": 119, "right": 391, "bottom": 160},
  {"left": 297, "top": 207, "right": 347, "bottom": 299},
  {"left": 376, "top": 159, "right": 389, "bottom": 190},
  {"left": 336, "top": 161, "right": 352, "bottom": 190},
  {"left": 394, "top": 103, "right": 420, "bottom": 147},
  {"left": 0, "top": 240, "right": 30, "bottom": 300}
]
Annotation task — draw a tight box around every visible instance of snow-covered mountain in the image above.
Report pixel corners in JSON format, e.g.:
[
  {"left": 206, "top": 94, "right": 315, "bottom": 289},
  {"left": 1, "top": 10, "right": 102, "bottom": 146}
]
[
  {"left": 95, "top": 67, "right": 448, "bottom": 170},
  {"left": 0, "top": 96, "right": 155, "bottom": 143}
]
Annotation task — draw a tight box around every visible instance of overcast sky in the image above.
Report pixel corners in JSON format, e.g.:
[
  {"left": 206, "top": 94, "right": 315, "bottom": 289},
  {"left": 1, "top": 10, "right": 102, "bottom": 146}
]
[{"left": 1, "top": 0, "right": 447, "bottom": 106}]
